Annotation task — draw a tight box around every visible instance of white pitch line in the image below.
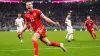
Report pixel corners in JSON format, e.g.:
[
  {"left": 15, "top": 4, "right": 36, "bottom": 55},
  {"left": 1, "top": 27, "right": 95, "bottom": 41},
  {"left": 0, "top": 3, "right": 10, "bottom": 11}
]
[{"left": 0, "top": 46, "right": 100, "bottom": 52}]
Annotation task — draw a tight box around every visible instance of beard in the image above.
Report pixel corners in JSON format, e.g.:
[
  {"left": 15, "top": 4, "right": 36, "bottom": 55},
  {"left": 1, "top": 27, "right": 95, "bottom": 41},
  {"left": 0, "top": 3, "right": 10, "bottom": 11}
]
[
  {"left": 68, "top": 18, "right": 71, "bottom": 19},
  {"left": 27, "top": 8, "right": 32, "bottom": 11}
]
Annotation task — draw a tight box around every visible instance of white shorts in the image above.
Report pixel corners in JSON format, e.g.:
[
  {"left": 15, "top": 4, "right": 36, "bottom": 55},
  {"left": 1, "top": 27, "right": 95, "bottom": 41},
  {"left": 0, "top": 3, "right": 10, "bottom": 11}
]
[
  {"left": 17, "top": 26, "right": 24, "bottom": 32},
  {"left": 67, "top": 26, "right": 73, "bottom": 34}
]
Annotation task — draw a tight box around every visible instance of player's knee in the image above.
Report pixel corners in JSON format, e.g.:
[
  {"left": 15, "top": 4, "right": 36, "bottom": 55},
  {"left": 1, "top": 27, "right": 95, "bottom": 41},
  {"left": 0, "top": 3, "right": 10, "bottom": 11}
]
[
  {"left": 32, "top": 38, "right": 37, "bottom": 42},
  {"left": 45, "top": 42, "right": 51, "bottom": 46},
  {"left": 68, "top": 33, "right": 71, "bottom": 35}
]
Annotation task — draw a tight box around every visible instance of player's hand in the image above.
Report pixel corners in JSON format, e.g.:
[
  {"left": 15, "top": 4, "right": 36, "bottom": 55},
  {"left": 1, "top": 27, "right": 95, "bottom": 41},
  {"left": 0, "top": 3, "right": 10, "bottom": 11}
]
[
  {"left": 17, "top": 24, "right": 19, "bottom": 27},
  {"left": 55, "top": 22, "right": 60, "bottom": 26},
  {"left": 15, "top": 24, "right": 19, "bottom": 26}
]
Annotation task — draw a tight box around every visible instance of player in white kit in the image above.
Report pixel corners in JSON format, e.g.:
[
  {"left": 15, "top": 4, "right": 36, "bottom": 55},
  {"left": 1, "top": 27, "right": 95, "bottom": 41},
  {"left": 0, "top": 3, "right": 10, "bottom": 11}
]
[
  {"left": 15, "top": 13, "right": 24, "bottom": 44},
  {"left": 65, "top": 14, "right": 74, "bottom": 42}
]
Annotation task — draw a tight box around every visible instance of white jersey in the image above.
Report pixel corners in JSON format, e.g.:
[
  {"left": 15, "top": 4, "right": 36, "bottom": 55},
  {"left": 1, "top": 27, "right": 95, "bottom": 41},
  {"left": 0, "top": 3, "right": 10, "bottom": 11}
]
[
  {"left": 15, "top": 18, "right": 24, "bottom": 32},
  {"left": 65, "top": 18, "right": 73, "bottom": 34},
  {"left": 15, "top": 18, "right": 24, "bottom": 27},
  {"left": 65, "top": 18, "right": 72, "bottom": 28}
]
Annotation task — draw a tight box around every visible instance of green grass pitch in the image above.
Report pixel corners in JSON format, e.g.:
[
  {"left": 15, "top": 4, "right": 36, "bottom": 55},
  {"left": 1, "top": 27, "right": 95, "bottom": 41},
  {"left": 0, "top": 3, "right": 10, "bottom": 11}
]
[{"left": 0, "top": 31, "right": 100, "bottom": 56}]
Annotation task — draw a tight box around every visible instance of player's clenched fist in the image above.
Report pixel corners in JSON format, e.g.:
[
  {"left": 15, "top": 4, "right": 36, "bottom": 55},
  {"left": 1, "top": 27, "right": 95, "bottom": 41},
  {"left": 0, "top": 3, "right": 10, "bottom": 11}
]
[{"left": 55, "top": 22, "right": 60, "bottom": 26}]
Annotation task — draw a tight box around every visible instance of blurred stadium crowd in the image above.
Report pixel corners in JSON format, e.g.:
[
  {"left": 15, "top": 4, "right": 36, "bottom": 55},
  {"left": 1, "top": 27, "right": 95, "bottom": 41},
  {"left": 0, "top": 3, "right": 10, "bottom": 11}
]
[{"left": 0, "top": 1, "right": 100, "bottom": 31}]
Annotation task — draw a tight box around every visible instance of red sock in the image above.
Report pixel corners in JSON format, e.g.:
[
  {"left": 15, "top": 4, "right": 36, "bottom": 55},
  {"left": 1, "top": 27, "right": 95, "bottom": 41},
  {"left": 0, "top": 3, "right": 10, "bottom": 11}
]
[
  {"left": 90, "top": 32, "right": 95, "bottom": 39},
  {"left": 50, "top": 42, "right": 60, "bottom": 47},
  {"left": 33, "top": 41, "right": 38, "bottom": 56},
  {"left": 93, "top": 33, "right": 97, "bottom": 38}
]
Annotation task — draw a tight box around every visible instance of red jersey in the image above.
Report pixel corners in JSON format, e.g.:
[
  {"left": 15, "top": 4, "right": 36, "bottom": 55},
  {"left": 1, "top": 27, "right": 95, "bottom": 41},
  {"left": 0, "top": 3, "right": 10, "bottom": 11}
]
[
  {"left": 24, "top": 9, "right": 45, "bottom": 31},
  {"left": 85, "top": 19, "right": 94, "bottom": 29}
]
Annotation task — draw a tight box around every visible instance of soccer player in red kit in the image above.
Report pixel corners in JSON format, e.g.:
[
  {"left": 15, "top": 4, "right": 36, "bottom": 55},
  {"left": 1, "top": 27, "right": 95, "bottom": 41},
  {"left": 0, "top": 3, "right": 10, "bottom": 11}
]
[
  {"left": 84, "top": 16, "right": 98, "bottom": 40},
  {"left": 18, "top": 1, "right": 66, "bottom": 56}
]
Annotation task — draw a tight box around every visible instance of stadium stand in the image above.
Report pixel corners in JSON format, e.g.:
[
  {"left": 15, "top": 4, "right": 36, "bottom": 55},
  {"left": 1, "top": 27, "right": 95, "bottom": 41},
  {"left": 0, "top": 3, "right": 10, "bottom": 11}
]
[{"left": 0, "top": 1, "right": 100, "bottom": 31}]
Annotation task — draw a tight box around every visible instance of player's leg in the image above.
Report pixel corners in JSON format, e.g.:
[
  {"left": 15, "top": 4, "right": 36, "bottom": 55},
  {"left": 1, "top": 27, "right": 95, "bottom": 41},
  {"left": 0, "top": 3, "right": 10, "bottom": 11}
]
[
  {"left": 67, "top": 29, "right": 73, "bottom": 42},
  {"left": 40, "top": 37, "right": 60, "bottom": 47},
  {"left": 68, "top": 34, "right": 72, "bottom": 42},
  {"left": 88, "top": 29, "right": 96, "bottom": 39},
  {"left": 17, "top": 31, "right": 23, "bottom": 44},
  {"left": 71, "top": 33, "right": 74, "bottom": 41},
  {"left": 39, "top": 37, "right": 66, "bottom": 52},
  {"left": 17, "top": 32, "right": 20, "bottom": 39},
  {"left": 88, "top": 30, "right": 94, "bottom": 38},
  {"left": 65, "top": 33, "right": 69, "bottom": 39},
  {"left": 92, "top": 31, "right": 97, "bottom": 39},
  {"left": 19, "top": 33, "right": 23, "bottom": 44},
  {"left": 65, "top": 28, "right": 69, "bottom": 39},
  {"left": 69, "top": 27, "right": 74, "bottom": 41},
  {"left": 65, "top": 28, "right": 71, "bottom": 42},
  {"left": 17, "top": 27, "right": 21, "bottom": 39},
  {"left": 70, "top": 29, "right": 75, "bottom": 41},
  {"left": 19, "top": 26, "right": 24, "bottom": 44},
  {"left": 68, "top": 33, "right": 74, "bottom": 42},
  {"left": 32, "top": 33, "right": 40, "bottom": 56}
]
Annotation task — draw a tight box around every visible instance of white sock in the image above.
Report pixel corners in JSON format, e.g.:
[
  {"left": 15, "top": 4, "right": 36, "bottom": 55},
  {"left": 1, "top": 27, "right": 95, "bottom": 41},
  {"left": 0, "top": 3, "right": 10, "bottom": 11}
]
[
  {"left": 71, "top": 34, "right": 74, "bottom": 39},
  {"left": 68, "top": 34, "right": 71, "bottom": 40},
  {"left": 20, "top": 40, "right": 23, "bottom": 43},
  {"left": 65, "top": 34, "right": 69, "bottom": 39}
]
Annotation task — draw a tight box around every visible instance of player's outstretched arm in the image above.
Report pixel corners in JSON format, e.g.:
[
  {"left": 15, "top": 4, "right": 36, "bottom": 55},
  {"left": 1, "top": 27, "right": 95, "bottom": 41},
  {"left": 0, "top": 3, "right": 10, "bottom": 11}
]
[{"left": 40, "top": 14, "right": 59, "bottom": 26}]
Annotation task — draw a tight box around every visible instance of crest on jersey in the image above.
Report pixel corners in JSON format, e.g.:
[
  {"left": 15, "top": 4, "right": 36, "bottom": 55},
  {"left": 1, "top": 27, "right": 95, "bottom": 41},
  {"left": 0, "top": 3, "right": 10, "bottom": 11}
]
[{"left": 33, "top": 13, "right": 36, "bottom": 16}]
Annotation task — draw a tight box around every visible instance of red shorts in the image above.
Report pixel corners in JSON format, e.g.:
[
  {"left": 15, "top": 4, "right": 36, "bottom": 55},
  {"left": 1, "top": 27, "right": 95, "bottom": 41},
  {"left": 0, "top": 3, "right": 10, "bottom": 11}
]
[
  {"left": 88, "top": 28, "right": 94, "bottom": 33},
  {"left": 34, "top": 27, "right": 47, "bottom": 37}
]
